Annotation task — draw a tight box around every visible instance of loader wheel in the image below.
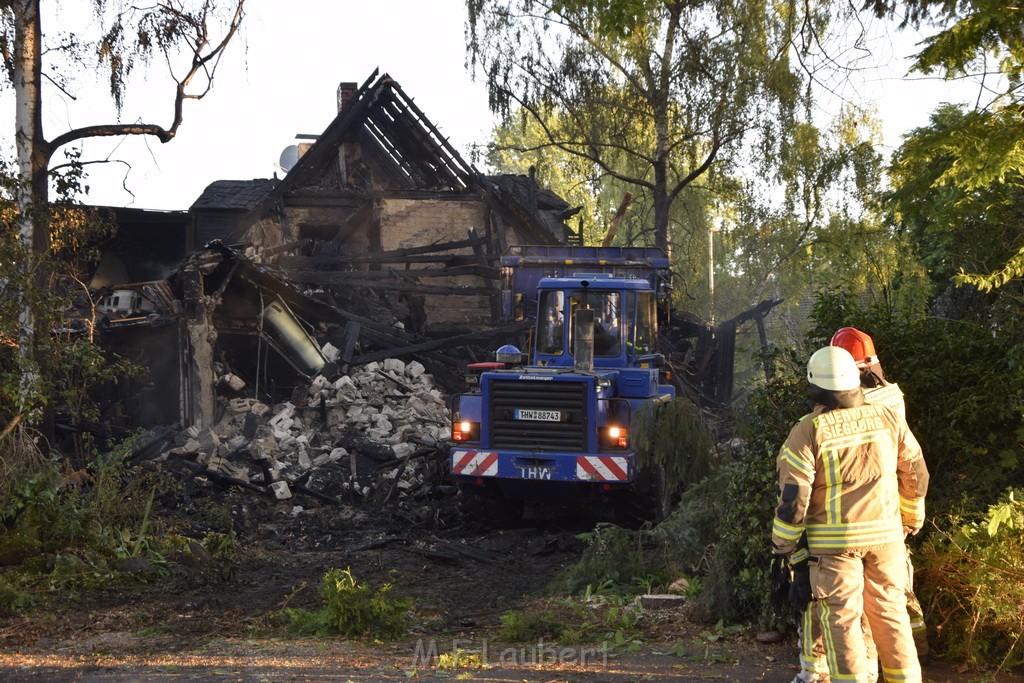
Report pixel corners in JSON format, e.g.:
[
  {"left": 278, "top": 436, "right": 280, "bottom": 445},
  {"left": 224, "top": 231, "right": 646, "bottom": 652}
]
[
  {"left": 614, "top": 465, "right": 673, "bottom": 528},
  {"left": 456, "top": 480, "right": 524, "bottom": 529}
]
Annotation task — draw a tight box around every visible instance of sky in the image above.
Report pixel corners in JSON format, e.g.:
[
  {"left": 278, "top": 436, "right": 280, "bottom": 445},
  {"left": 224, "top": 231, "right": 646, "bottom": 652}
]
[{"left": 1, "top": 0, "right": 982, "bottom": 212}]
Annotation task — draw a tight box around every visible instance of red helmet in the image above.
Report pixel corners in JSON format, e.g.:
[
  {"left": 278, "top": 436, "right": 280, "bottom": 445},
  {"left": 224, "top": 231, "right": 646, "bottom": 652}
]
[{"left": 831, "top": 327, "right": 878, "bottom": 368}]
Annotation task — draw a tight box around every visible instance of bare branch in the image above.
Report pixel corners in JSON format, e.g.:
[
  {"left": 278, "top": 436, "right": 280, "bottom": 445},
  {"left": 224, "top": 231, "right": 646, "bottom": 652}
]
[{"left": 46, "top": 0, "right": 245, "bottom": 157}]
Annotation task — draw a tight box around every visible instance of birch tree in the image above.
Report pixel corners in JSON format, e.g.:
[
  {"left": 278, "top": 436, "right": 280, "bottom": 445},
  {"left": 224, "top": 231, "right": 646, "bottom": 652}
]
[
  {"left": 465, "top": 0, "right": 832, "bottom": 256},
  {"left": 0, "top": 0, "right": 245, "bottom": 416}
]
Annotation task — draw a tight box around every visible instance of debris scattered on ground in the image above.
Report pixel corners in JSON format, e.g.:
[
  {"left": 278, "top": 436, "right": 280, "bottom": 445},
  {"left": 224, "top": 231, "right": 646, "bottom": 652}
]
[{"left": 156, "top": 357, "right": 452, "bottom": 511}]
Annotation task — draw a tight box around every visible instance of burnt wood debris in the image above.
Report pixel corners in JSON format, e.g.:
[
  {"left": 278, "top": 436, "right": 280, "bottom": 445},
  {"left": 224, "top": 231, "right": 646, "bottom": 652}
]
[{"left": 68, "top": 70, "right": 779, "bottom": 513}]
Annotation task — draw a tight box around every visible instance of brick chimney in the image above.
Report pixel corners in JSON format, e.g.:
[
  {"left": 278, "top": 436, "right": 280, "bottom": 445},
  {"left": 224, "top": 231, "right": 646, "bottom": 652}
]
[{"left": 337, "top": 82, "right": 358, "bottom": 113}]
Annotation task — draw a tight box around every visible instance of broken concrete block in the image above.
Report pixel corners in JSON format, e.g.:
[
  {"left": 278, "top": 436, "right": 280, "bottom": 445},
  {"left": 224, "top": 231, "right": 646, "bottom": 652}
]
[
  {"left": 382, "top": 358, "right": 406, "bottom": 375},
  {"left": 227, "top": 397, "right": 256, "bottom": 414},
  {"left": 370, "top": 415, "right": 393, "bottom": 433},
  {"left": 387, "top": 426, "right": 415, "bottom": 445},
  {"left": 308, "top": 376, "right": 329, "bottom": 395},
  {"left": 268, "top": 403, "right": 295, "bottom": 427},
  {"left": 405, "top": 360, "right": 426, "bottom": 379},
  {"left": 639, "top": 594, "right": 686, "bottom": 610},
  {"left": 290, "top": 505, "right": 304, "bottom": 517},
  {"left": 220, "top": 373, "right": 246, "bottom": 392},
  {"left": 392, "top": 442, "right": 415, "bottom": 459},
  {"left": 250, "top": 401, "right": 271, "bottom": 417},
  {"left": 206, "top": 457, "right": 250, "bottom": 482},
  {"left": 328, "top": 447, "right": 348, "bottom": 462},
  {"left": 321, "top": 342, "right": 341, "bottom": 362},
  {"left": 269, "top": 481, "right": 292, "bottom": 500},
  {"left": 273, "top": 418, "right": 294, "bottom": 434}
]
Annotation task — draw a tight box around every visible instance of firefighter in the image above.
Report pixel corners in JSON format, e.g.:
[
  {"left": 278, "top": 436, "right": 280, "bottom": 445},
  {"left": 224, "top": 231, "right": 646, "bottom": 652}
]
[
  {"left": 788, "top": 329, "right": 930, "bottom": 682},
  {"left": 772, "top": 346, "right": 929, "bottom": 683},
  {"left": 831, "top": 327, "right": 929, "bottom": 659}
]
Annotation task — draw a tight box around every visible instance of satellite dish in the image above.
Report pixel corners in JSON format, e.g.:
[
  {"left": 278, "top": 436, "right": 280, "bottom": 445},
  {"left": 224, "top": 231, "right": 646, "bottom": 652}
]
[{"left": 278, "top": 144, "right": 300, "bottom": 172}]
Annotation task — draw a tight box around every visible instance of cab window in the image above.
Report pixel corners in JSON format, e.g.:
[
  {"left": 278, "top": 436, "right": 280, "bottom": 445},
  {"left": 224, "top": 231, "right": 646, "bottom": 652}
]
[
  {"left": 632, "top": 292, "right": 657, "bottom": 355},
  {"left": 536, "top": 291, "right": 565, "bottom": 355},
  {"left": 569, "top": 291, "right": 621, "bottom": 357}
]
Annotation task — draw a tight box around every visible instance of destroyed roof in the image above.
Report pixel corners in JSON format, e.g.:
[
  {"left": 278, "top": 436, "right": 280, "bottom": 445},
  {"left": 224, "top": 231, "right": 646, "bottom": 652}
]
[
  {"left": 192, "top": 179, "right": 279, "bottom": 211},
  {"left": 228, "top": 70, "right": 574, "bottom": 246},
  {"left": 483, "top": 174, "right": 579, "bottom": 243}
]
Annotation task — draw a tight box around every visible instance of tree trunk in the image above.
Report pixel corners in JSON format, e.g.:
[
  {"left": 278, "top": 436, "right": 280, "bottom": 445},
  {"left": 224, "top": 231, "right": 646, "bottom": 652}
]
[
  {"left": 653, "top": 154, "right": 670, "bottom": 256},
  {"left": 12, "top": 0, "right": 49, "bottom": 410}
]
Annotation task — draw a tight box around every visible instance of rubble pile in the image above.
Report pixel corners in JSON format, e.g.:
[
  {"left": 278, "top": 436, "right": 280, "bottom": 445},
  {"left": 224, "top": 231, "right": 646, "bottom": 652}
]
[{"left": 161, "top": 358, "right": 452, "bottom": 508}]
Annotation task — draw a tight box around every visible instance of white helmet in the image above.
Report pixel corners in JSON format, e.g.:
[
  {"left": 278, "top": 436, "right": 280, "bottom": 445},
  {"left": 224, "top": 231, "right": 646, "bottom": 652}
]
[{"left": 807, "top": 346, "right": 861, "bottom": 391}]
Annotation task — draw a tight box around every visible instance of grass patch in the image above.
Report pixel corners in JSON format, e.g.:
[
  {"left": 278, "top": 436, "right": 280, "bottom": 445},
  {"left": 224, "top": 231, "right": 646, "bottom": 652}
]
[{"left": 497, "top": 592, "right": 643, "bottom": 652}]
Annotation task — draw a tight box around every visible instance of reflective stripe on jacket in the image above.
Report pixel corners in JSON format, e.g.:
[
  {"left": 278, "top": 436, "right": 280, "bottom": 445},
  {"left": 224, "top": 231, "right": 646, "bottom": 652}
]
[{"left": 772, "top": 402, "right": 928, "bottom": 556}]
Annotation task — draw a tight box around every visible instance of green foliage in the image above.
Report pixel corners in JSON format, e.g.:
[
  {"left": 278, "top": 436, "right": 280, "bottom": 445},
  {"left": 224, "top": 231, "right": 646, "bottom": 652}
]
[
  {"left": 630, "top": 397, "right": 716, "bottom": 494},
  {"left": 436, "top": 649, "right": 486, "bottom": 670},
  {"left": 694, "top": 348, "right": 808, "bottom": 626},
  {"left": 498, "top": 592, "right": 642, "bottom": 650},
  {"left": 284, "top": 568, "right": 413, "bottom": 641},
  {"left": 916, "top": 489, "right": 1024, "bottom": 670},
  {"left": 886, "top": 320, "right": 1024, "bottom": 510},
  {"left": 549, "top": 472, "right": 726, "bottom": 597},
  {"left": 467, "top": 0, "right": 841, "bottom": 264},
  {"left": 497, "top": 609, "right": 566, "bottom": 642},
  {"left": 880, "top": 0, "right": 1024, "bottom": 294},
  {"left": 887, "top": 105, "right": 1024, "bottom": 293},
  {"left": 0, "top": 433, "right": 213, "bottom": 601}
]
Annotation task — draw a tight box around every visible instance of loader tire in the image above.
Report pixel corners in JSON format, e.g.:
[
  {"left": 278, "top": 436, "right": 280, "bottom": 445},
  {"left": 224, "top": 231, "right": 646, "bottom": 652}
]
[
  {"left": 614, "top": 465, "right": 673, "bottom": 528},
  {"left": 456, "top": 480, "right": 524, "bottom": 529}
]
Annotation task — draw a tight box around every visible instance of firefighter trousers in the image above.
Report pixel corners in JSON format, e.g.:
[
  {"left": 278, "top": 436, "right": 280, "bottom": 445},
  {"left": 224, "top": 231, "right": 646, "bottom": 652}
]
[
  {"left": 810, "top": 543, "right": 921, "bottom": 683},
  {"left": 797, "top": 544, "right": 927, "bottom": 680},
  {"left": 797, "top": 602, "right": 877, "bottom": 682}
]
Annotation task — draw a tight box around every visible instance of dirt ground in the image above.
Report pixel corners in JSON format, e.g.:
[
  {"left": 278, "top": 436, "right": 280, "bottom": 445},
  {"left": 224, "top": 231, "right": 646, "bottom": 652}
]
[{"left": 1, "top": 486, "right": 1022, "bottom": 683}]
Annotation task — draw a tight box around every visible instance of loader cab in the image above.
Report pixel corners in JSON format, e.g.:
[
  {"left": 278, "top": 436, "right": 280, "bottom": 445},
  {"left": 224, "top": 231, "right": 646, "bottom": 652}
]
[{"left": 533, "top": 276, "right": 659, "bottom": 369}]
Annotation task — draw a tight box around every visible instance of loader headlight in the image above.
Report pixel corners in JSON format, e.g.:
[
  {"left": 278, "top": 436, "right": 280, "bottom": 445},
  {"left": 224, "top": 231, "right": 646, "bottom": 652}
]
[
  {"left": 602, "top": 425, "right": 628, "bottom": 449},
  {"left": 453, "top": 421, "right": 480, "bottom": 442}
]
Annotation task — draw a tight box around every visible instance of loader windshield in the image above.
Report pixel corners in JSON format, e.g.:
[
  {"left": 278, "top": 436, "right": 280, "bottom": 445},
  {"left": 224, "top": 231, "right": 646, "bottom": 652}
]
[{"left": 536, "top": 289, "right": 622, "bottom": 358}]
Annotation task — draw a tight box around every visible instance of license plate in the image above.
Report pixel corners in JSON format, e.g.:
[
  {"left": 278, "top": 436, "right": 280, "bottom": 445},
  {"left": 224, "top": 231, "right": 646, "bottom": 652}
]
[{"left": 514, "top": 409, "right": 562, "bottom": 422}]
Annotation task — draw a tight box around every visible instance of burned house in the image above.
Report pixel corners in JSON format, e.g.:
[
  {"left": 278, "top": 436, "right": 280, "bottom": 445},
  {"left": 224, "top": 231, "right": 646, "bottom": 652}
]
[
  {"left": 193, "top": 70, "right": 577, "bottom": 335},
  {"left": 85, "top": 71, "right": 577, "bottom": 433}
]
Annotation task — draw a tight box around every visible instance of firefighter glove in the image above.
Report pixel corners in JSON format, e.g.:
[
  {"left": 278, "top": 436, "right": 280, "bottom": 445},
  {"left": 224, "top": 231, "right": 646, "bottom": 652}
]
[
  {"left": 769, "top": 554, "right": 791, "bottom": 618},
  {"left": 788, "top": 559, "right": 812, "bottom": 614}
]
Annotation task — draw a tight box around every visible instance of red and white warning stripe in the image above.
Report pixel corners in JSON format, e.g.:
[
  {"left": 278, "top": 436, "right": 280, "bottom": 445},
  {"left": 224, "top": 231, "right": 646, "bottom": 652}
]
[
  {"left": 452, "top": 450, "right": 499, "bottom": 477},
  {"left": 576, "top": 456, "right": 629, "bottom": 482}
]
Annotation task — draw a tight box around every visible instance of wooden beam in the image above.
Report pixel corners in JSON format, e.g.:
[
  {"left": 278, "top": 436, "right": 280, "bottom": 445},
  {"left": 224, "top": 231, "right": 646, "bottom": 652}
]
[
  {"left": 280, "top": 265, "right": 499, "bottom": 279},
  {"left": 602, "top": 192, "right": 634, "bottom": 247},
  {"left": 351, "top": 321, "right": 532, "bottom": 365}
]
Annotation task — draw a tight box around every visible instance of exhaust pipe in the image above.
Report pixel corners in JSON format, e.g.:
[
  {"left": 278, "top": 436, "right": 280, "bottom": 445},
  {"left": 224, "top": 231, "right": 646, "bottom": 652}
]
[{"left": 574, "top": 308, "right": 594, "bottom": 373}]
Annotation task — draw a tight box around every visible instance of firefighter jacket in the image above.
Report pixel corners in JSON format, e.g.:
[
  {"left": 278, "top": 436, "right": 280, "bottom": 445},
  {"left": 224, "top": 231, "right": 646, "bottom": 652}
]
[{"left": 772, "top": 401, "right": 929, "bottom": 556}]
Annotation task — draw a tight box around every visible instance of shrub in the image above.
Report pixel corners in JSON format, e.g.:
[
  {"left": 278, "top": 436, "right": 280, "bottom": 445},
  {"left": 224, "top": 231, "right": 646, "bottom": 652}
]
[
  {"left": 694, "top": 347, "right": 809, "bottom": 626},
  {"left": 916, "top": 489, "right": 1024, "bottom": 670},
  {"left": 284, "top": 568, "right": 413, "bottom": 640}
]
